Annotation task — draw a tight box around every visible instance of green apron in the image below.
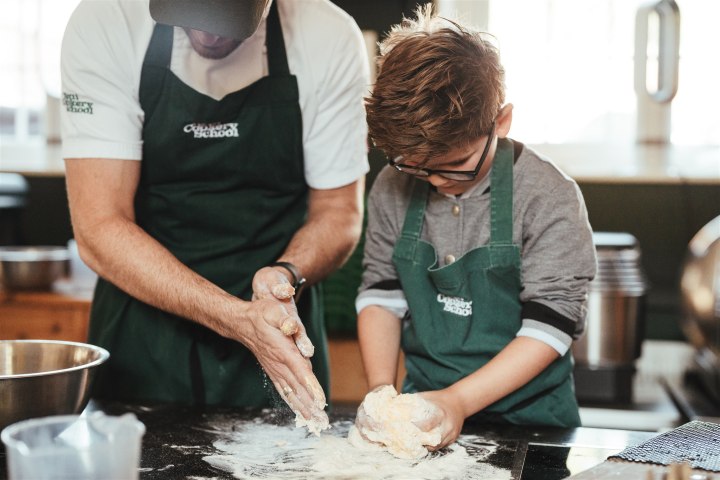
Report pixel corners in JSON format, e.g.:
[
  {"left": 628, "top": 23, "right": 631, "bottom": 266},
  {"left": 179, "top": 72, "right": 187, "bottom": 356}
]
[
  {"left": 394, "top": 138, "right": 580, "bottom": 427},
  {"left": 88, "top": 2, "right": 329, "bottom": 406}
]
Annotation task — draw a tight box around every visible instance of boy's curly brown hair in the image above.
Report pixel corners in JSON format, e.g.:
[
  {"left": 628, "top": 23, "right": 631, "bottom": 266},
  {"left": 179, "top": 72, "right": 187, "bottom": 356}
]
[{"left": 366, "top": 4, "right": 505, "bottom": 162}]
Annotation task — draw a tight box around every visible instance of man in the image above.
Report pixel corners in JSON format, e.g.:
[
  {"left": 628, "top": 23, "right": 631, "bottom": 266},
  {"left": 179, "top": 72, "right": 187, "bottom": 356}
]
[{"left": 60, "top": 0, "right": 368, "bottom": 420}]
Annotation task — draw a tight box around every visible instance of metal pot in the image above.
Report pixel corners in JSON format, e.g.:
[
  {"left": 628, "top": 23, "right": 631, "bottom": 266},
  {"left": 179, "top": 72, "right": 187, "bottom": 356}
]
[
  {"left": 573, "top": 291, "right": 646, "bottom": 367},
  {"left": 0, "top": 246, "right": 69, "bottom": 291},
  {"left": 0, "top": 340, "right": 110, "bottom": 431},
  {"left": 572, "top": 232, "right": 648, "bottom": 403},
  {"left": 573, "top": 232, "right": 648, "bottom": 367}
]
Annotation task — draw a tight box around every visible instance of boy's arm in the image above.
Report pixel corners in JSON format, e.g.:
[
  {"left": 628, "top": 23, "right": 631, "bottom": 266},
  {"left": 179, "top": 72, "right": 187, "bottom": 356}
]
[
  {"left": 357, "top": 305, "right": 402, "bottom": 390},
  {"left": 419, "top": 337, "right": 559, "bottom": 449},
  {"left": 354, "top": 305, "right": 402, "bottom": 439}
]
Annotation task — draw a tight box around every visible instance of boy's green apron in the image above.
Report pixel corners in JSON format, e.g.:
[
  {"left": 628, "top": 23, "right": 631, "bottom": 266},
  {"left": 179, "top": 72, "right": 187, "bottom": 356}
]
[
  {"left": 393, "top": 138, "right": 579, "bottom": 427},
  {"left": 88, "top": 2, "right": 329, "bottom": 406}
]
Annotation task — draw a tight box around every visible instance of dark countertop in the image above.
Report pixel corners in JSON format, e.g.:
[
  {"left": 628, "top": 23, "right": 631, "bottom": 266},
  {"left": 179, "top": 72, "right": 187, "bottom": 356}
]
[{"left": 1, "top": 401, "right": 655, "bottom": 480}]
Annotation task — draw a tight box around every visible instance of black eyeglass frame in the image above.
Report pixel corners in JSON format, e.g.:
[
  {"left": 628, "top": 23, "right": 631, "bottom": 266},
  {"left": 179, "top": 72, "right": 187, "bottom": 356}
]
[{"left": 388, "top": 121, "right": 497, "bottom": 182}]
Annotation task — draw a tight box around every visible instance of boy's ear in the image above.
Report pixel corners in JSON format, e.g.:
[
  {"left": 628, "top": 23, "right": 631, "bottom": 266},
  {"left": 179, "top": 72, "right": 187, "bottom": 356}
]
[{"left": 496, "top": 104, "right": 513, "bottom": 138}]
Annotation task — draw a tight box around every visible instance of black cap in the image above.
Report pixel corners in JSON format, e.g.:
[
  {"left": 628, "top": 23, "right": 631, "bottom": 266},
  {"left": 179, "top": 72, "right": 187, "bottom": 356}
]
[{"left": 149, "top": 0, "right": 270, "bottom": 41}]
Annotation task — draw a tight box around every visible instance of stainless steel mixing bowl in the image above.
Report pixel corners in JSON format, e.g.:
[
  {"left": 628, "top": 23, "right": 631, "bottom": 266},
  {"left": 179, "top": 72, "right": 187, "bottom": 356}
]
[
  {"left": 0, "top": 340, "right": 110, "bottom": 431},
  {"left": 0, "top": 246, "right": 70, "bottom": 291}
]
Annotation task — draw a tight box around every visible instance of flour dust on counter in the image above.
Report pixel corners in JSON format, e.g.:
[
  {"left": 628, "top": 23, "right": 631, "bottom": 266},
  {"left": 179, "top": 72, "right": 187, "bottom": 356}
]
[{"left": 191, "top": 412, "right": 511, "bottom": 480}]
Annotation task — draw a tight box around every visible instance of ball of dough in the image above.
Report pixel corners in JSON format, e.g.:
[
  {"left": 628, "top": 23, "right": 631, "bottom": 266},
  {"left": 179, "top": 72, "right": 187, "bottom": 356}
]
[{"left": 352, "top": 385, "right": 441, "bottom": 459}]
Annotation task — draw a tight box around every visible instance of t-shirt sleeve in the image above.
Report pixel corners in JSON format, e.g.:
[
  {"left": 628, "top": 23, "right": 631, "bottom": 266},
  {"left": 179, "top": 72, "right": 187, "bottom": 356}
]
[
  {"left": 60, "top": 0, "right": 148, "bottom": 160},
  {"left": 356, "top": 169, "right": 407, "bottom": 318},
  {"left": 300, "top": 10, "right": 370, "bottom": 189},
  {"left": 517, "top": 176, "right": 597, "bottom": 355}
]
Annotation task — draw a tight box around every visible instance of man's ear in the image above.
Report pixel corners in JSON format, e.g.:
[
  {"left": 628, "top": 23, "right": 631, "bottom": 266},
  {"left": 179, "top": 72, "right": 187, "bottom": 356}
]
[{"left": 495, "top": 104, "right": 514, "bottom": 138}]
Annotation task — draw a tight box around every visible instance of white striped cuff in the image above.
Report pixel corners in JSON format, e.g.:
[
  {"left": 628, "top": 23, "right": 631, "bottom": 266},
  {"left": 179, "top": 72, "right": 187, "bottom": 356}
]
[
  {"left": 516, "top": 326, "right": 570, "bottom": 356},
  {"left": 355, "top": 296, "right": 408, "bottom": 317}
]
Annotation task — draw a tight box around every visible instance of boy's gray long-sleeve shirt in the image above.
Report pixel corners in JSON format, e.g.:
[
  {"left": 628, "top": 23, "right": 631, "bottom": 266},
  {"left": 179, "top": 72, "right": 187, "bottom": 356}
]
[{"left": 356, "top": 141, "right": 597, "bottom": 354}]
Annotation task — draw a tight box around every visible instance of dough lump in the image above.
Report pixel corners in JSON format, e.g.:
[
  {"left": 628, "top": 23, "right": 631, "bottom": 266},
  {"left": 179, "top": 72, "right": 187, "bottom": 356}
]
[{"left": 350, "top": 385, "right": 441, "bottom": 459}]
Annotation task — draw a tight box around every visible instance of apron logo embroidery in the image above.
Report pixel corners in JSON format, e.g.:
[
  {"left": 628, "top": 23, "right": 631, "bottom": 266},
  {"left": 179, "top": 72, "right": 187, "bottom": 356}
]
[
  {"left": 183, "top": 122, "right": 240, "bottom": 139},
  {"left": 436, "top": 293, "right": 473, "bottom": 317}
]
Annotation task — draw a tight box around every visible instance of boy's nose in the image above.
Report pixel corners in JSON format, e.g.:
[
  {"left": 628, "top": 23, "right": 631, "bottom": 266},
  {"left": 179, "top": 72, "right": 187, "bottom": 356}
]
[{"left": 427, "top": 174, "right": 449, "bottom": 187}]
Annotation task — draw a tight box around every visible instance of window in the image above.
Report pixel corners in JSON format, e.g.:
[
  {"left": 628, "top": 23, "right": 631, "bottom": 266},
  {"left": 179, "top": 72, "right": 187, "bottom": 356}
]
[
  {"left": 0, "top": 0, "right": 79, "bottom": 141},
  {"left": 437, "top": 0, "right": 720, "bottom": 146},
  {"left": 2, "top": 0, "right": 719, "bottom": 147}
]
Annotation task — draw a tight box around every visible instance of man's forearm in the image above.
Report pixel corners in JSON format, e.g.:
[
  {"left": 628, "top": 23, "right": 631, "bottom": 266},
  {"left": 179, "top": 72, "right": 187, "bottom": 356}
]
[
  {"left": 275, "top": 180, "right": 364, "bottom": 286},
  {"left": 76, "top": 214, "right": 245, "bottom": 338},
  {"left": 65, "top": 158, "right": 247, "bottom": 339}
]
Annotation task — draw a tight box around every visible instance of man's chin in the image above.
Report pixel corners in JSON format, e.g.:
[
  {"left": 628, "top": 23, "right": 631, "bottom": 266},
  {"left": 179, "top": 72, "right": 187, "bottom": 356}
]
[{"left": 193, "top": 44, "right": 241, "bottom": 59}]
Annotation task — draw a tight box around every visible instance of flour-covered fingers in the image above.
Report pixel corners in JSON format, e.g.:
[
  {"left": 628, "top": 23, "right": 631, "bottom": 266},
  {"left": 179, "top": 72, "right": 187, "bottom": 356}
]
[
  {"left": 304, "top": 374, "right": 327, "bottom": 410},
  {"left": 252, "top": 266, "right": 294, "bottom": 301},
  {"left": 287, "top": 377, "right": 328, "bottom": 422},
  {"left": 278, "top": 316, "right": 315, "bottom": 358},
  {"left": 272, "top": 375, "right": 318, "bottom": 420},
  {"left": 271, "top": 283, "right": 295, "bottom": 299},
  {"left": 293, "top": 329, "right": 315, "bottom": 357},
  {"left": 274, "top": 380, "right": 306, "bottom": 416},
  {"left": 271, "top": 369, "right": 326, "bottom": 421},
  {"left": 280, "top": 317, "right": 299, "bottom": 335}
]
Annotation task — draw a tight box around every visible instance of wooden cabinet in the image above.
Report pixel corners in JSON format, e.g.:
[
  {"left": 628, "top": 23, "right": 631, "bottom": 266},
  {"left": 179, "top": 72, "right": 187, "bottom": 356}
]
[
  {"left": 328, "top": 337, "right": 405, "bottom": 405},
  {"left": 0, "top": 285, "right": 92, "bottom": 342}
]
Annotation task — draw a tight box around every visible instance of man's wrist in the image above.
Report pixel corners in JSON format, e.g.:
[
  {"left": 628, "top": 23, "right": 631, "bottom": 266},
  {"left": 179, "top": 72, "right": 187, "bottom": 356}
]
[{"left": 269, "top": 261, "right": 306, "bottom": 291}]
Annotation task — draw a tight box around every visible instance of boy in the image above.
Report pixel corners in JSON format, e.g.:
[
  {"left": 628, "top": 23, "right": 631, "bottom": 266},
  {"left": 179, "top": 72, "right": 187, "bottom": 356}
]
[{"left": 355, "top": 5, "right": 596, "bottom": 450}]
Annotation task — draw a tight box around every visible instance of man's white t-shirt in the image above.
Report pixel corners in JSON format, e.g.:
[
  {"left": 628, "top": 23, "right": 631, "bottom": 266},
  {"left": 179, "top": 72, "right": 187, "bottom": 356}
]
[{"left": 61, "top": 0, "right": 370, "bottom": 189}]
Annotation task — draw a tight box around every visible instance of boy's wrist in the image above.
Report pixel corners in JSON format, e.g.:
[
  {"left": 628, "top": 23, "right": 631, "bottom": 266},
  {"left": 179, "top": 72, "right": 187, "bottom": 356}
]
[
  {"left": 445, "top": 383, "right": 480, "bottom": 419},
  {"left": 367, "top": 381, "right": 395, "bottom": 393}
]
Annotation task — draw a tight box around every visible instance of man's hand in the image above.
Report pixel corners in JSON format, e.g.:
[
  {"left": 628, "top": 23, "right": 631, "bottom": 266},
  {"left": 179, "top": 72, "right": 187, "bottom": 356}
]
[
  {"left": 251, "top": 267, "right": 314, "bottom": 355},
  {"left": 242, "top": 267, "right": 326, "bottom": 421},
  {"left": 416, "top": 389, "right": 466, "bottom": 450}
]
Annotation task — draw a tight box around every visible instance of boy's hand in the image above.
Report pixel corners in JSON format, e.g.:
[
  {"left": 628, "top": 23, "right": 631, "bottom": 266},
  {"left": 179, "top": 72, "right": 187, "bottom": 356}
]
[{"left": 416, "top": 389, "right": 465, "bottom": 450}]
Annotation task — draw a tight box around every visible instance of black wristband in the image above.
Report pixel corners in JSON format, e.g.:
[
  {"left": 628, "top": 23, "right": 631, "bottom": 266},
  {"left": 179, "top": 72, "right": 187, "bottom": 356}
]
[{"left": 269, "top": 261, "right": 306, "bottom": 291}]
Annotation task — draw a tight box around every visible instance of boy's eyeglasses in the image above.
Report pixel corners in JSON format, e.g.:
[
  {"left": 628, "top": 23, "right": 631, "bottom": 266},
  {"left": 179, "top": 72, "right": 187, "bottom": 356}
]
[{"left": 388, "top": 121, "right": 496, "bottom": 182}]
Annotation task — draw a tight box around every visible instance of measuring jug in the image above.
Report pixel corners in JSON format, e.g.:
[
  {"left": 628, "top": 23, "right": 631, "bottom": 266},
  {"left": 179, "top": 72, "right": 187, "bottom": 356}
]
[{"left": 1, "top": 411, "right": 145, "bottom": 480}]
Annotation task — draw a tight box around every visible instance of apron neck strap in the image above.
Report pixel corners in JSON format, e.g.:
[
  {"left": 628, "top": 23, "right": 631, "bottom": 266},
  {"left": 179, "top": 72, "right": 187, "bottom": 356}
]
[
  {"left": 266, "top": 1, "right": 290, "bottom": 76},
  {"left": 401, "top": 180, "right": 430, "bottom": 243},
  {"left": 489, "top": 137, "right": 514, "bottom": 245},
  {"left": 399, "top": 137, "right": 515, "bottom": 245},
  {"left": 144, "top": 23, "right": 173, "bottom": 69},
  {"left": 139, "top": 23, "right": 173, "bottom": 117}
]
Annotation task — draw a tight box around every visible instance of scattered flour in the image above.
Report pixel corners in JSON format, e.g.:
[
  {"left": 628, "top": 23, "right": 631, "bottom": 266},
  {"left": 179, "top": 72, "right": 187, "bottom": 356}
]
[
  {"left": 353, "top": 385, "right": 441, "bottom": 459},
  {"left": 200, "top": 418, "right": 511, "bottom": 480}
]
